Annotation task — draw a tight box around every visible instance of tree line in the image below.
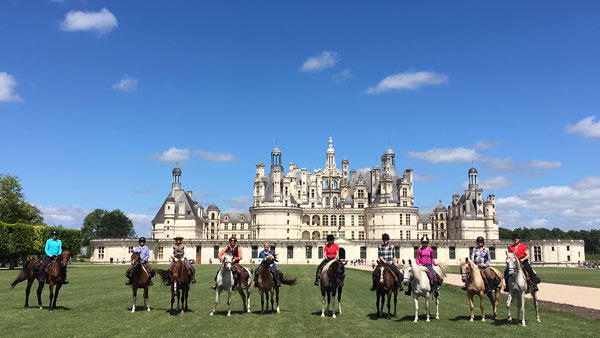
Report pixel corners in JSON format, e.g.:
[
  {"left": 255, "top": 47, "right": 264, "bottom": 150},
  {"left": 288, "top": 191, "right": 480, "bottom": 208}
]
[{"left": 500, "top": 227, "right": 600, "bottom": 256}]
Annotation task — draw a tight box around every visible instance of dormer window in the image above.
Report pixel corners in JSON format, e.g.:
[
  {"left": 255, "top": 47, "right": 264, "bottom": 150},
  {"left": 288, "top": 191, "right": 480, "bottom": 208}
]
[{"left": 240, "top": 216, "right": 245, "bottom": 221}]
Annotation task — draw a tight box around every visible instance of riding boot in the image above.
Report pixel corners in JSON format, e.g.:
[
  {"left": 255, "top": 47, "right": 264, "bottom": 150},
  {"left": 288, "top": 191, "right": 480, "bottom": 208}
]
[
  {"left": 165, "top": 271, "right": 171, "bottom": 286},
  {"left": 273, "top": 271, "right": 281, "bottom": 287},
  {"left": 434, "top": 286, "right": 440, "bottom": 298},
  {"left": 370, "top": 276, "right": 377, "bottom": 291},
  {"left": 461, "top": 284, "right": 467, "bottom": 291},
  {"left": 405, "top": 284, "right": 411, "bottom": 296},
  {"left": 190, "top": 274, "right": 197, "bottom": 284},
  {"left": 314, "top": 273, "right": 320, "bottom": 286},
  {"left": 124, "top": 271, "right": 131, "bottom": 285}
]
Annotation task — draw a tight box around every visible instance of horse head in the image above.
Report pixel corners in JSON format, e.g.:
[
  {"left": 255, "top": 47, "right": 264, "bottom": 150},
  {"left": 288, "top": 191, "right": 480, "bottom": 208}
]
[
  {"left": 60, "top": 249, "right": 71, "bottom": 267},
  {"left": 264, "top": 253, "right": 278, "bottom": 265},
  {"left": 505, "top": 250, "right": 518, "bottom": 276},
  {"left": 331, "top": 260, "right": 345, "bottom": 286},
  {"left": 130, "top": 251, "right": 141, "bottom": 265},
  {"left": 460, "top": 257, "right": 472, "bottom": 283},
  {"left": 401, "top": 259, "right": 412, "bottom": 286},
  {"left": 222, "top": 252, "right": 233, "bottom": 271}
]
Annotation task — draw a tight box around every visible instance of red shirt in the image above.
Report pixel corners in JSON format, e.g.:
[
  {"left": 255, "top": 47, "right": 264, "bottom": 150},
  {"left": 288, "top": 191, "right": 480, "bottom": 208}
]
[
  {"left": 509, "top": 243, "right": 527, "bottom": 259},
  {"left": 324, "top": 243, "right": 339, "bottom": 258}
]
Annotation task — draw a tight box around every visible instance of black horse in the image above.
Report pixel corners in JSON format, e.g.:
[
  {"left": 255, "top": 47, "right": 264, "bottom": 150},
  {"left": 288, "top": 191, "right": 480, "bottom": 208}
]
[{"left": 319, "top": 259, "right": 345, "bottom": 318}]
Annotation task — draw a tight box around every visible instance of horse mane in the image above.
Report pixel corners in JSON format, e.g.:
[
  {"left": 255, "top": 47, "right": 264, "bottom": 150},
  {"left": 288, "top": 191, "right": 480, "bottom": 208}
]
[{"left": 437, "top": 263, "right": 449, "bottom": 279}]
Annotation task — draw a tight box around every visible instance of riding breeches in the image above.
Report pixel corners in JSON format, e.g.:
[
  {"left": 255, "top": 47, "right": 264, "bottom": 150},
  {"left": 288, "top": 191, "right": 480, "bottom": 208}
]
[
  {"left": 504, "top": 259, "right": 539, "bottom": 285},
  {"left": 316, "top": 258, "right": 334, "bottom": 277},
  {"left": 169, "top": 259, "right": 194, "bottom": 274},
  {"left": 40, "top": 256, "right": 54, "bottom": 278},
  {"left": 423, "top": 264, "right": 438, "bottom": 285}
]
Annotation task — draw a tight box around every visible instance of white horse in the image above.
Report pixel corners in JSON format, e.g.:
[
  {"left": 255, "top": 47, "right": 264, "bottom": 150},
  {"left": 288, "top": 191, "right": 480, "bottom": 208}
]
[
  {"left": 402, "top": 259, "right": 448, "bottom": 322},
  {"left": 505, "top": 251, "right": 540, "bottom": 327},
  {"left": 209, "top": 252, "right": 252, "bottom": 316}
]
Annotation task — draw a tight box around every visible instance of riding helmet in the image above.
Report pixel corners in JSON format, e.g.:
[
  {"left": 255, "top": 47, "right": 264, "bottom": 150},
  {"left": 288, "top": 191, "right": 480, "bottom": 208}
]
[
  {"left": 512, "top": 233, "right": 520, "bottom": 240},
  {"left": 382, "top": 233, "right": 390, "bottom": 241},
  {"left": 476, "top": 236, "right": 485, "bottom": 244},
  {"left": 50, "top": 230, "right": 59, "bottom": 236},
  {"left": 326, "top": 234, "right": 335, "bottom": 241},
  {"left": 139, "top": 237, "right": 146, "bottom": 243},
  {"left": 420, "top": 235, "right": 429, "bottom": 243}
]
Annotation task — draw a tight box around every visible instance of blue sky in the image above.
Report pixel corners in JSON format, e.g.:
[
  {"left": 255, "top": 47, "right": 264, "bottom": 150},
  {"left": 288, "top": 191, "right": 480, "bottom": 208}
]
[{"left": 1, "top": 1, "right": 599, "bottom": 236}]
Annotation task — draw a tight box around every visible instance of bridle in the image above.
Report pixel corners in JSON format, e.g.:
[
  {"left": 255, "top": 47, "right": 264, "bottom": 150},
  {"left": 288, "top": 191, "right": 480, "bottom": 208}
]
[{"left": 461, "top": 263, "right": 471, "bottom": 282}]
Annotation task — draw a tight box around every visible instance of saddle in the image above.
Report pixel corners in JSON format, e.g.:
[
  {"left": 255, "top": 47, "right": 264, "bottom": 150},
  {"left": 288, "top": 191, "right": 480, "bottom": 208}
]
[
  {"left": 234, "top": 264, "right": 250, "bottom": 287},
  {"left": 424, "top": 270, "right": 442, "bottom": 288}
]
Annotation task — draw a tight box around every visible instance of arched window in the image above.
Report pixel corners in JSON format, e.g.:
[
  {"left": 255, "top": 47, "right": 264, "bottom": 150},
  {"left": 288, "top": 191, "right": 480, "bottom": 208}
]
[
  {"left": 334, "top": 181, "right": 338, "bottom": 189},
  {"left": 331, "top": 215, "right": 337, "bottom": 227},
  {"left": 325, "top": 197, "right": 330, "bottom": 208},
  {"left": 333, "top": 197, "right": 338, "bottom": 208},
  {"left": 323, "top": 215, "right": 329, "bottom": 226}
]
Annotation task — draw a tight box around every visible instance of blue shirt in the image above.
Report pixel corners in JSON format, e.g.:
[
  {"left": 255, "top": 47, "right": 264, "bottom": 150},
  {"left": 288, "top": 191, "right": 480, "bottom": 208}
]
[
  {"left": 45, "top": 239, "right": 62, "bottom": 256},
  {"left": 135, "top": 245, "right": 150, "bottom": 262}
]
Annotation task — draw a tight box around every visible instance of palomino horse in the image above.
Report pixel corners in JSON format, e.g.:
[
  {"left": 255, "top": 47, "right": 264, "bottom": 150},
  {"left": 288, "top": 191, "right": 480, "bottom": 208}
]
[
  {"left": 459, "top": 257, "right": 503, "bottom": 322},
  {"left": 402, "top": 259, "right": 449, "bottom": 322},
  {"left": 319, "top": 259, "right": 345, "bottom": 318},
  {"left": 11, "top": 249, "right": 71, "bottom": 310},
  {"left": 128, "top": 251, "right": 152, "bottom": 313},
  {"left": 210, "top": 252, "right": 252, "bottom": 316},
  {"left": 505, "top": 251, "right": 540, "bottom": 327},
  {"left": 156, "top": 259, "right": 189, "bottom": 315},
  {"left": 256, "top": 253, "right": 297, "bottom": 314},
  {"left": 375, "top": 263, "right": 399, "bottom": 319}
]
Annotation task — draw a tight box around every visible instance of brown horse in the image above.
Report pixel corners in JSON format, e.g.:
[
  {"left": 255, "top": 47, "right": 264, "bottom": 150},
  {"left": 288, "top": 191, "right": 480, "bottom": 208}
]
[
  {"left": 156, "top": 259, "right": 190, "bottom": 315},
  {"left": 128, "top": 251, "right": 152, "bottom": 313},
  {"left": 460, "top": 257, "right": 503, "bottom": 322},
  {"left": 256, "top": 254, "right": 296, "bottom": 314},
  {"left": 375, "top": 263, "right": 399, "bottom": 319},
  {"left": 11, "top": 249, "right": 71, "bottom": 310}
]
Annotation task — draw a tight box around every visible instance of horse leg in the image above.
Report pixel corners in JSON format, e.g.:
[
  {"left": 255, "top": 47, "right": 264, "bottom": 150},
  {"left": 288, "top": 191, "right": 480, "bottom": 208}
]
[
  {"left": 338, "top": 286, "right": 342, "bottom": 315},
  {"left": 131, "top": 286, "right": 137, "bottom": 313},
  {"left": 260, "top": 290, "right": 265, "bottom": 314},
  {"left": 425, "top": 293, "right": 431, "bottom": 322},
  {"left": 226, "top": 289, "right": 232, "bottom": 317},
  {"left": 469, "top": 293, "right": 475, "bottom": 322},
  {"left": 24, "top": 278, "right": 33, "bottom": 308},
  {"left": 376, "top": 291, "right": 380, "bottom": 318},
  {"left": 145, "top": 287, "right": 150, "bottom": 312},
  {"left": 179, "top": 289, "right": 184, "bottom": 314},
  {"left": 36, "top": 281, "right": 44, "bottom": 309},
  {"left": 210, "top": 289, "right": 219, "bottom": 316},
  {"left": 393, "top": 289, "right": 397, "bottom": 317},
  {"left": 331, "top": 290, "right": 337, "bottom": 319},
  {"left": 185, "top": 287, "right": 189, "bottom": 312},
  {"left": 320, "top": 290, "right": 326, "bottom": 318},
  {"left": 488, "top": 289, "right": 498, "bottom": 319},
  {"left": 52, "top": 284, "right": 61, "bottom": 310},
  {"left": 387, "top": 291, "right": 391, "bottom": 320},
  {"left": 506, "top": 292, "right": 512, "bottom": 323},
  {"left": 48, "top": 283, "right": 54, "bottom": 311},
  {"left": 520, "top": 292, "right": 526, "bottom": 327},
  {"left": 270, "top": 290, "right": 275, "bottom": 314},
  {"left": 247, "top": 287, "right": 251, "bottom": 313},
  {"left": 533, "top": 291, "right": 540, "bottom": 323},
  {"left": 275, "top": 288, "right": 280, "bottom": 314},
  {"left": 480, "top": 292, "right": 486, "bottom": 322},
  {"left": 413, "top": 295, "right": 419, "bottom": 323},
  {"left": 170, "top": 288, "right": 175, "bottom": 315}
]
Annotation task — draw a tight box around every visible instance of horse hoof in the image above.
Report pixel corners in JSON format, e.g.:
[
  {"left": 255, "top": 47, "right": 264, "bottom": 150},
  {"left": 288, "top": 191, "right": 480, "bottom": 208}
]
[
  {"left": 387, "top": 316, "right": 391, "bottom": 320},
  {"left": 522, "top": 324, "right": 527, "bottom": 328},
  {"left": 332, "top": 314, "right": 337, "bottom": 319},
  {"left": 321, "top": 313, "right": 325, "bottom": 318},
  {"left": 470, "top": 318, "right": 474, "bottom": 322},
  {"left": 436, "top": 316, "right": 439, "bottom": 320},
  {"left": 537, "top": 319, "right": 541, "bottom": 323},
  {"left": 180, "top": 310, "right": 185, "bottom": 314},
  {"left": 147, "top": 308, "right": 151, "bottom": 312},
  {"left": 227, "top": 313, "right": 231, "bottom": 317},
  {"left": 39, "top": 307, "right": 43, "bottom": 310},
  {"left": 482, "top": 318, "right": 486, "bottom": 322},
  {"left": 426, "top": 318, "right": 430, "bottom": 322},
  {"left": 413, "top": 320, "right": 418, "bottom": 323},
  {"left": 209, "top": 312, "right": 214, "bottom": 316},
  {"left": 261, "top": 311, "right": 264, "bottom": 315}
]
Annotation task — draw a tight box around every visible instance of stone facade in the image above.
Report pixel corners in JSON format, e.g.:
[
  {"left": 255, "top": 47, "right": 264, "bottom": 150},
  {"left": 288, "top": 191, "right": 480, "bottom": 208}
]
[{"left": 89, "top": 138, "right": 584, "bottom": 266}]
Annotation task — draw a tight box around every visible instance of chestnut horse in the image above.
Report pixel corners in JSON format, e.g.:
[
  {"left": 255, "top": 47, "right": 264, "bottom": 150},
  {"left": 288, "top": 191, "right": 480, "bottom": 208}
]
[
  {"left": 460, "top": 257, "right": 503, "bottom": 322},
  {"left": 375, "top": 263, "right": 398, "bottom": 319},
  {"left": 11, "top": 249, "right": 71, "bottom": 310},
  {"left": 256, "top": 254, "right": 296, "bottom": 314},
  {"left": 128, "top": 251, "right": 152, "bottom": 313},
  {"left": 156, "top": 259, "right": 190, "bottom": 315}
]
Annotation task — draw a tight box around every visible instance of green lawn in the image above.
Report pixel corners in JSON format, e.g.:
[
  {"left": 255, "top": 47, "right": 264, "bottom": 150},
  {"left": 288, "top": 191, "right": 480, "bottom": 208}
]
[
  {"left": 447, "top": 265, "right": 600, "bottom": 288},
  {"left": 0, "top": 264, "right": 598, "bottom": 338}
]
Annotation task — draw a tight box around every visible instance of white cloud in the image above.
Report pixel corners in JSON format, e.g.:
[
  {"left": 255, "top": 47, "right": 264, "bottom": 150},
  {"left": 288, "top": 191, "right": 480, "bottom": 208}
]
[
  {"left": 496, "top": 177, "right": 600, "bottom": 230},
  {"left": 413, "top": 174, "right": 439, "bottom": 182},
  {"left": 126, "top": 213, "right": 153, "bottom": 237},
  {"left": 193, "top": 150, "right": 236, "bottom": 162},
  {"left": 225, "top": 196, "right": 252, "bottom": 211},
  {"left": 60, "top": 8, "right": 118, "bottom": 34},
  {"left": 478, "top": 176, "right": 513, "bottom": 190},
  {"left": 112, "top": 75, "right": 137, "bottom": 91},
  {"left": 0, "top": 72, "right": 23, "bottom": 102},
  {"left": 407, "top": 147, "right": 477, "bottom": 163},
  {"left": 481, "top": 156, "right": 520, "bottom": 174},
  {"left": 332, "top": 69, "right": 353, "bottom": 83},
  {"left": 38, "top": 205, "right": 93, "bottom": 227},
  {"left": 523, "top": 160, "right": 562, "bottom": 170},
  {"left": 149, "top": 147, "right": 190, "bottom": 163},
  {"left": 473, "top": 140, "right": 502, "bottom": 150},
  {"left": 365, "top": 71, "right": 448, "bottom": 94},
  {"left": 565, "top": 115, "right": 600, "bottom": 138},
  {"left": 300, "top": 51, "right": 339, "bottom": 72}
]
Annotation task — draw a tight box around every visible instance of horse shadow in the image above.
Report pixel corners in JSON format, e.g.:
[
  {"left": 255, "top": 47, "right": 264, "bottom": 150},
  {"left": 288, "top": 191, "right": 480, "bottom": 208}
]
[
  {"left": 366, "top": 313, "right": 396, "bottom": 321},
  {"left": 449, "top": 315, "right": 508, "bottom": 325},
  {"left": 37, "top": 306, "right": 71, "bottom": 311}
]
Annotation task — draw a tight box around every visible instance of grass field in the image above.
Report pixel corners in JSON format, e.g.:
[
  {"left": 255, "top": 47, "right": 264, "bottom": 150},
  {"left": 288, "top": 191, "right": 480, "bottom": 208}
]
[
  {"left": 447, "top": 265, "right": 600, "bottom": 288},
  {"left": 1, "top": 264, "right": 598, "bottom": 338}
]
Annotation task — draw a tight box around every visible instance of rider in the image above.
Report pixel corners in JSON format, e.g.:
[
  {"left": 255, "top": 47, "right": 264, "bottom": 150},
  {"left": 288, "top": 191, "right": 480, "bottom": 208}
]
[
  {"left": 125, "top": 237, "right": 154, "bottom": 286},
  {"left": 211, "top": 236, "right": 246, "bottom": 289},
  {"left": 40, "top": 230, "right": 68, "bottom": 284},
  {"left": 254, "top": 242, "right": 280, "bottom": 287},
  {"left": 165, "top": 235, "right": 197, "bottom": 285},
  {"left": 467, "top": 236, "right": 497, "bottom": 292},
  {"left": 409, "top": 235, "right": 439, "bottom": 297},
  {"left": 370, "top": 233, "right": 403, "bottom": 291},
  {"left": 504, "top": 233, "right": 540, "bottom": 292},
  {"left": 314, "top": 234, "right": 339, "bottom": 286}
]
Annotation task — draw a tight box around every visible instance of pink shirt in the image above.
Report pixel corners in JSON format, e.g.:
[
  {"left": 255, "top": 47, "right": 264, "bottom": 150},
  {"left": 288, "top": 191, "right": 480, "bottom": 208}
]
[{"left": 416, "top": 247, "right": 436, "bottom": 265}]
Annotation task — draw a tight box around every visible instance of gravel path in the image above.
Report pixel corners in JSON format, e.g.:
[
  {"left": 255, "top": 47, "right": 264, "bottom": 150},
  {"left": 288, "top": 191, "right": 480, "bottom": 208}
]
[{"left": 347, "top": 264, "right": 600, "bottom": 310}]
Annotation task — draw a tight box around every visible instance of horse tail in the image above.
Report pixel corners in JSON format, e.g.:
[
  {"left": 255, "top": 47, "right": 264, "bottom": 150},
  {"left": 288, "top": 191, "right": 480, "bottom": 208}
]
[
  {"left": 11, "top": 264, "right": 31, "bottom": 288},
  {"left": 280, "top": 276, "right": 297, "bottom": 286},
  {"left": 153, "top": 269, "right": 169, "bottom": 285},
  {"left": 437, "top": 263, "right": 449, "bottom": 278}
]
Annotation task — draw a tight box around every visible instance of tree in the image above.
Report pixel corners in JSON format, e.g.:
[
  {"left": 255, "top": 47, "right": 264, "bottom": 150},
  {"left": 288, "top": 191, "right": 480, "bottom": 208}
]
[
  {"left": 81, "top": 209, "right": 135, "bottom": 245},
  {"left": 0, "top": 174, "right": 44, "bottom": 225}
]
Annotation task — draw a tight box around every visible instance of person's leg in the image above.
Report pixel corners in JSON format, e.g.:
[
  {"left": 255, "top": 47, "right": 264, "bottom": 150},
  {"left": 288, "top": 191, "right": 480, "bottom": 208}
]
[
  {"left": 165, "top": 261, "right": 175, "bottom": 286},
  {"left": 254, "top": 265, "right": 261, "bottom": 287},
  {"left": 271, "top": 264, "right": 280, "bottom": 287},
  {"left": 314, "top": 259, "right": 327, "bottom": 285},
  {"left": 125, "top": 265, "right": 134, "bottom": 285},
  {"left": 521, "top": 260, "right": 539, "bottom": 291},
  {"left": 370, "top": 266, "right": 378, "bottom": 291},
  {"left": 184, "top": 260, "right": 196, "bottom": 283},
  {"left": 427, "top": 265, "right": 439, "bottom": 297},
  {"left": 390, "top": 264, "right": 403, "bottom": 290},
  {"left": 503, "top": 268, "right": 509, "bottom": 292},
  {"left": 40, "top": 256, "right": 51, "bottom": 282}
]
